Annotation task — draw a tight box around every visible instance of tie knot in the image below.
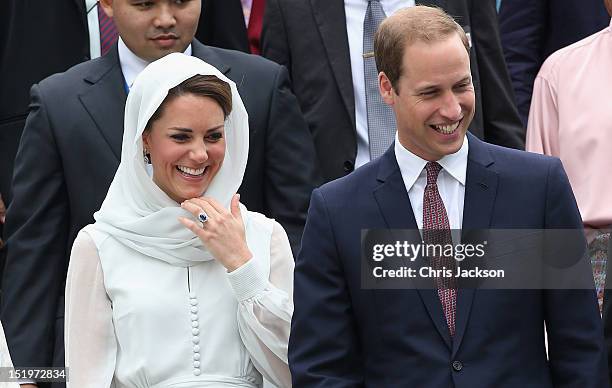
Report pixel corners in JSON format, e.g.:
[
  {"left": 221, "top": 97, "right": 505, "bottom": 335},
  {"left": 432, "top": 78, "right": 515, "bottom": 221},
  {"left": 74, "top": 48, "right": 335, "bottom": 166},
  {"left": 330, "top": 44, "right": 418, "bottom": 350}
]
[{"left": 425, "top": 162, "right": 443, "bottom": 185}]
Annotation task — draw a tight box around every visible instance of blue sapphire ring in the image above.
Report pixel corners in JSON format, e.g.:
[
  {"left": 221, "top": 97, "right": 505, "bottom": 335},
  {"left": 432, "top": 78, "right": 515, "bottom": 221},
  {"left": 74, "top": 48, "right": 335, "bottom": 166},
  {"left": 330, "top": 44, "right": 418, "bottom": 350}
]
[{"left": 197, "top": 212, "right": 209, "bottom": 225}]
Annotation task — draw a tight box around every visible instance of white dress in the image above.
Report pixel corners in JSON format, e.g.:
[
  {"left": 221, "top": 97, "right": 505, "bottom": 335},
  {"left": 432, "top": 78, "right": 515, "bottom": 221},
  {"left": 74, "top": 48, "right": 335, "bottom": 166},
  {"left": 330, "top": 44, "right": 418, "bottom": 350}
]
[
  {"left": 65, "top": 212, "right": 293, "bottom": 388},
  {"left": 0, "top": 322, "right": 19, "bottom": 388}
]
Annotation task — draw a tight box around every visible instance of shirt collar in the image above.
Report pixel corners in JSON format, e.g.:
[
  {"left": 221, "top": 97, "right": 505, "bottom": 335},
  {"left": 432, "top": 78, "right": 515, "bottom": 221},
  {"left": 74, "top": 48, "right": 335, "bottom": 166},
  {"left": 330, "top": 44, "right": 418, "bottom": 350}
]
[
  {"left": 118, "top": 38, "right": 193, "bottom": 90},
  {"left": 394, "top": 132, "right": 469, "bottom": 190}
]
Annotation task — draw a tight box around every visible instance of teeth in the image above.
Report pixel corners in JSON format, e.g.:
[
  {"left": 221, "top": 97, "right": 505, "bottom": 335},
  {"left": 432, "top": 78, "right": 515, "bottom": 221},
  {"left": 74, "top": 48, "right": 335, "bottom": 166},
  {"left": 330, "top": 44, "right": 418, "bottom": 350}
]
[
  {"left": 177, "top": 166, "right": 206, "bottom": 176},
  {"left": 433, "top": 121, "right": 460, "bottom": 134}
]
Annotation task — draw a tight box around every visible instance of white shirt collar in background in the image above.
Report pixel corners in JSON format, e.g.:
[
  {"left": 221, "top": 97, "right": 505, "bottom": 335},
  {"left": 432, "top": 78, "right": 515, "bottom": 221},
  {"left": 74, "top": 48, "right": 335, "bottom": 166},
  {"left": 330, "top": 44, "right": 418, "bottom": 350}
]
[{"left": 118, "top": 38, "right": 193, "bottom": 90}]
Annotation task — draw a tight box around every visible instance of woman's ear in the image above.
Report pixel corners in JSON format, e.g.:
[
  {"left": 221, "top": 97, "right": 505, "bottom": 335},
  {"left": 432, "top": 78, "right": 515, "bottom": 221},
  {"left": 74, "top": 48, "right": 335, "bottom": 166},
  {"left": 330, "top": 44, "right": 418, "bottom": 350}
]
[{"left": 142, "top": 132, "right": 150, "bottom": 150}]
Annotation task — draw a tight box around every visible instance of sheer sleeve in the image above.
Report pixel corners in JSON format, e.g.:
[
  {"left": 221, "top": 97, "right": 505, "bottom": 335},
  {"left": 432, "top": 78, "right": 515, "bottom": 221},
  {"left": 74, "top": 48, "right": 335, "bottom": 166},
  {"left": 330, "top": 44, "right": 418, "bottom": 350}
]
[
  {"left": 65, "top": 231, "right": 117, "bottom": 388},
  {"left": 226, "top": 221, "right": 294, "bottom": 388}
]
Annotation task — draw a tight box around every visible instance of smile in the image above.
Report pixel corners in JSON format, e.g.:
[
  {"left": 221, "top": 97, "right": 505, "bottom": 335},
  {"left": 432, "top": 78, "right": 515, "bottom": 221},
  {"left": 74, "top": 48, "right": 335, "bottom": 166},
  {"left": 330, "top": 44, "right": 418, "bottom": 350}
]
[
  {"left": 431, "top": 119, "right": 461, "bottom": 135},
  {"left": 176, "top": 165, "right": 207, "bottom": 177}
]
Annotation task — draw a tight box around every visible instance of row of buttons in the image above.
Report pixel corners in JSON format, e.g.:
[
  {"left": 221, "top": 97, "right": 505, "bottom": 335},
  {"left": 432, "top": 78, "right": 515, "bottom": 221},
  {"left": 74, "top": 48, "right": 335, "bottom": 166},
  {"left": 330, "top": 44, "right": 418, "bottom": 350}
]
[{"left": 189, "top": 292, "right": 202, "bottom": 376}]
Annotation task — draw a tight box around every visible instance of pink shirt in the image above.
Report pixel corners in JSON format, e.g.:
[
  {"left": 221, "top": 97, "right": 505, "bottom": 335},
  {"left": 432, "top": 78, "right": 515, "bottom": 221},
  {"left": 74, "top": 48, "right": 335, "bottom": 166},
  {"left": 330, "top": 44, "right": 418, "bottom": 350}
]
[{"left": 526, "top": 18, "right": 612, "bottom": 228}]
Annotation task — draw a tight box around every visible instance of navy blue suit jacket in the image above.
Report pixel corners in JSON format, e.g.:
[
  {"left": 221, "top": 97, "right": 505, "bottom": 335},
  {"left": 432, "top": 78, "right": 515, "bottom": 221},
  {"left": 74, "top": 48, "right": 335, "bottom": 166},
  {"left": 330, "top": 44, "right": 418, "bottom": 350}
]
[
  {"left": 499, "top": 0, "right": 610, "bottom": 126},
  {"left": 290, "top": 134, "right": 608, "bottom": 387}
]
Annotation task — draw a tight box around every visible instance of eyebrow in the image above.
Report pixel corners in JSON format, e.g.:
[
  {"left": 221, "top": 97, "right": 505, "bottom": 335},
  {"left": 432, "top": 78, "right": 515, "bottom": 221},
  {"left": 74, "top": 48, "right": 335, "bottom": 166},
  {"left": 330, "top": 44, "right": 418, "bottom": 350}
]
[
  {"left": 415, "top": 76, "right": 472, "bottom": 93},
  {"left": 169, "top": 124, "right": 224, "bottom": 133}
]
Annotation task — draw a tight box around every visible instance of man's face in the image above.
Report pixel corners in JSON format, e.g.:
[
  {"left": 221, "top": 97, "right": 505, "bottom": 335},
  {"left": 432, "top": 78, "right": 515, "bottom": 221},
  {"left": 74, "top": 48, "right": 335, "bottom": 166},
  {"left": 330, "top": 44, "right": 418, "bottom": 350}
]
[
  {"left": 99, "top": 0, "right": 201, "bottom": 62},
  {"left": 380, "top": 34, "right": 475, "bottom": 161}
]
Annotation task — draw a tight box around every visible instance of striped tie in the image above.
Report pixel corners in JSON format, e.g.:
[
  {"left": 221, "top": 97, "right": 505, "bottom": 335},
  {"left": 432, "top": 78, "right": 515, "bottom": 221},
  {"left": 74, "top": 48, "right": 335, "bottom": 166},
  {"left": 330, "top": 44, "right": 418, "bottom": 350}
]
[
  {"left": 423, "top": 162, "right": 457, "bottom": 337},
  {"left": 98, "top": 3, "right": 118, "bottom": 55}
]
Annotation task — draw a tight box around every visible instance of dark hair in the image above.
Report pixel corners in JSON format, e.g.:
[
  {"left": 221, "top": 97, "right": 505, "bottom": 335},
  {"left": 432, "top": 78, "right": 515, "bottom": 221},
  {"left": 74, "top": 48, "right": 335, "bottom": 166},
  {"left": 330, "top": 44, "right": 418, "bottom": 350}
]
[
  {"left": 145, "top": 74, "right": 232, "bottom": 131},
  {"left": 374, "top": 6, "right": 470, "bottom": 93}
]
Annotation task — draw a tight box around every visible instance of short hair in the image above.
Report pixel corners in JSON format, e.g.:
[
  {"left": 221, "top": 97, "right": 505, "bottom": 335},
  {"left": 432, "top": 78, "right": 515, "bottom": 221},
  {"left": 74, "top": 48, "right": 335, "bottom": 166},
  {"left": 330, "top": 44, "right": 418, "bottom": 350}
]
[
  {"left": 145, "top": 75, "right": 232, "bottom": 131},
  {"left": 374, "top": 6, "right": 470, "bottom": 92}
]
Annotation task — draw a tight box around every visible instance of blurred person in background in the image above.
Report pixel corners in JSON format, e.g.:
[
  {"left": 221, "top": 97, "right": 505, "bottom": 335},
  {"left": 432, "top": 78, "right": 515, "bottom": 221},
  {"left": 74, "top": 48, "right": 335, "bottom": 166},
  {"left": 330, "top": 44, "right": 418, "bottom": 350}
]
[
  {"left": 262, "top": 0, "right": 523, "bottom": 183},
  {"left": 499, "top": 0, "right": 610, "bottom": 126}
]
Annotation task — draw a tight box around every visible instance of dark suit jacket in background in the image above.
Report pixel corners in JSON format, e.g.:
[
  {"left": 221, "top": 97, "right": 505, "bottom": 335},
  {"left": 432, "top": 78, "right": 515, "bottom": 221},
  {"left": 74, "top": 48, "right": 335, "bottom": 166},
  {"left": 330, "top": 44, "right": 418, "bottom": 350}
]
[
  {"left": 197, "top": 0, "right": 250, "bottom": 53},
  {"left": 290, "top": 134, "right": 608, "bottom": 387},
  {"left": 1, "top": 40, "right": 317, "bottom": 387},
  {"left": 262, "top": 0, "right": 524, "bottom": 182},
  {"left": 498, "top": 0, "right": 610, "bottom": 126}
]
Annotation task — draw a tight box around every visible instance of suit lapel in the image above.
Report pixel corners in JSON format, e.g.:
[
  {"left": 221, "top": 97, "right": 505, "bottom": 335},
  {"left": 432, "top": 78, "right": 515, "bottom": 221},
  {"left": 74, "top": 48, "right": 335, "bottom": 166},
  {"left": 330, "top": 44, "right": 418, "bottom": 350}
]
[
  {"left": 310, "top": 0, "right": 355, "bottom": 130},
  {"left": 191, "top": 40, "right": 231, "bottom": 76},
  {"left": 373, "top": 146, "right": 453, "bottom": 349},
  {"left": 452, "top": 134, "right": 498, "bottom": 357},
  {"left": 78, "top": 45, "right": 127, "bottom": 161},
  {"left": 75, "top": 0, "right": 89, "bottom": 32}
]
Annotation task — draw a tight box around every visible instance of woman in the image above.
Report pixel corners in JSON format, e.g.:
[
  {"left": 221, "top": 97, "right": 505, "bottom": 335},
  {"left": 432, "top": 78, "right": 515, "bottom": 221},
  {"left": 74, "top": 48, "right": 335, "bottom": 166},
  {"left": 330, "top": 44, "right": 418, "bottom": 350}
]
[{"left": 65, "top": 53, "right": 293, "bottom": 387}]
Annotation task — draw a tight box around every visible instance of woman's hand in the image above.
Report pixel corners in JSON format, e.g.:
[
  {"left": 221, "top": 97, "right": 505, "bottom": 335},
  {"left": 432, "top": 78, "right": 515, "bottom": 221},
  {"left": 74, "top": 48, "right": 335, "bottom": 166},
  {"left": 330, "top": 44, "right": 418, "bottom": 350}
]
[{"left": 179, "top": 194, "right": 252, "bottom": 272}]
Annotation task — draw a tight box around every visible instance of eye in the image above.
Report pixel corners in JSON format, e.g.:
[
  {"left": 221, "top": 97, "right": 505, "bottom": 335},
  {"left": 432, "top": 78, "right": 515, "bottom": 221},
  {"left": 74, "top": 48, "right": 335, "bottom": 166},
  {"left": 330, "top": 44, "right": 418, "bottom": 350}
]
[
  {"left": 454, "top": 82, "right": 471, "bottom": 91},
  {"left": 207, "top": 132, "right": 223, "bottom": 142},
  {"left": 170, "top": 133, "right": 190, "bottom": 142},
  {"left": 133, "top": 1, "right": 154, "bottom": 9},
  {"left": 419, "top": 90, "right": 437, "bottom": 97}
]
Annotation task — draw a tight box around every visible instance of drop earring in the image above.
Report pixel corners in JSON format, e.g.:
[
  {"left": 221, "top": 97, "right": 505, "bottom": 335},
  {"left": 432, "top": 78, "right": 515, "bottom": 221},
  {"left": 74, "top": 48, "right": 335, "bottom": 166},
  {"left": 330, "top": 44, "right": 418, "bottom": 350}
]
[{"left": 144, "top": 148, "right": 151, "bottom": 164}]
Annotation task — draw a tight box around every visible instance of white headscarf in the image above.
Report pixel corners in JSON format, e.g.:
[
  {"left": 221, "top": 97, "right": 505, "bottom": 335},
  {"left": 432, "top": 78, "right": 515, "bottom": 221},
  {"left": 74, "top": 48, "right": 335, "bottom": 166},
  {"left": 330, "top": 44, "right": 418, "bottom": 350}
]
[{"left": 93, "top": 53, "right": 250, "bottom": 267}]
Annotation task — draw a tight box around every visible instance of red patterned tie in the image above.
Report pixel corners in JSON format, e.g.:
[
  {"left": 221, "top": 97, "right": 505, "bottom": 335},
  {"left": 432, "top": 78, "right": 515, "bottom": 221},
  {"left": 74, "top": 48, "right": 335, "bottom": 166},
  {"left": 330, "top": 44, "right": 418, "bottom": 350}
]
[
  {"left": 423, "top": 162, "right": 457, "bottom": 337},
  {"left": 98, "top": 4, "right": 118, "bottom": 55}
]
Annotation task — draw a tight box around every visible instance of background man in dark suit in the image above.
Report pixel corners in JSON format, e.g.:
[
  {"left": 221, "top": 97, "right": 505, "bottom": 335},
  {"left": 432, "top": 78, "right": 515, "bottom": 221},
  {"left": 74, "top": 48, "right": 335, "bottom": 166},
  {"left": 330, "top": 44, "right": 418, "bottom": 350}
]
[
  {"left": 498, "top": 0, "right": 610, "bottom": 126},
  {"left": 262, "top": 0, "right": 524, "bottom": 183},
  {"left": 0, "top": 0, "right": 277, "bottom": 281},
  {"left": 290, "top": 6, "right": 607, "bottom": 387},
  {"left": 1, "top": 0, "right": 317, "bottom": 386}
]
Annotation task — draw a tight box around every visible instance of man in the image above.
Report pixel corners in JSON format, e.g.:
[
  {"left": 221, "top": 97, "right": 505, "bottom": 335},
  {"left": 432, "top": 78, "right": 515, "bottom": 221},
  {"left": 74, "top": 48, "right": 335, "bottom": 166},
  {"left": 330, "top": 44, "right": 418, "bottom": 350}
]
[
  {"left": 290, "top": 6, "right": 607, "bottom": 387},
  {"left": 525, "top": 0, "right": 612, "bottom": 381},
  {"left": 1, "top": 0, "right": 317, "bottom": 386},
  {"left": 262, "top": 0, "right": 524, "bottom": 183},
  {"left": 499, "top": 0, "right": 610, "bottom": 126}
]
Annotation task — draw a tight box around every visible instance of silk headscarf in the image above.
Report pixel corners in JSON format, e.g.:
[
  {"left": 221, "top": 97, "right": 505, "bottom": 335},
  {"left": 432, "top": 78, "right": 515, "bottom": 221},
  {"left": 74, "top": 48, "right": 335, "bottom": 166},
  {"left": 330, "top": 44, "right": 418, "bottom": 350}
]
[{"left": 93, "top": 53, "right": 250, "bottom": 266}]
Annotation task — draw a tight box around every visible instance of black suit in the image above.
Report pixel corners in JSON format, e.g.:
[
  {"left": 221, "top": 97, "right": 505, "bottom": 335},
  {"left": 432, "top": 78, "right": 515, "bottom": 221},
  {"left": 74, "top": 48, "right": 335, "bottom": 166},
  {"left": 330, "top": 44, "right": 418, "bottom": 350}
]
[
  {"left": 1, "top": 40, "right": 317, "bottom": 386},
  {"left": 262, "top": 0, "right": 524, "bottom": 182}
]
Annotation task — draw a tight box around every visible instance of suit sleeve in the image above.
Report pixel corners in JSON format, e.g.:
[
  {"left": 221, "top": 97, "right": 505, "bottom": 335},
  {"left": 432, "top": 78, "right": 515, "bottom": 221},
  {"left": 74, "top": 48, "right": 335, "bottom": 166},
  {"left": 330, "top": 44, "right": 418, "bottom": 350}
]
[
  {"left": 470, "top": 0, "right": 525, "bottom": 148},
  {"left": 1, "top": 84, "right": 69, "bottom": 369},
  {"left": 289, "top": 189, "right": 364, "bottom": 387},
  {"left": 261, "top": 0, "right": 291, "bottom": 71},
  {"left": 543, "top": 159, "right": 609, "bottom": 387},
  {"left": 498, "top": 0, "right": 546, "bottom": 128},
  {"left": 263, "top": 65, "right": 320, "bottom": 254}
]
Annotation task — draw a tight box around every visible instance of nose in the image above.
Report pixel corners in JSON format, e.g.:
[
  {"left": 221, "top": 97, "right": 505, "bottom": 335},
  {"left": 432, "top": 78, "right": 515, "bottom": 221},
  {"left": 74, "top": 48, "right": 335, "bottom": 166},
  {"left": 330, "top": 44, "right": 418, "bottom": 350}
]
[
  {"left": 438, "top": 92, "right": 462, "bottom": 121},
  {"left": 154, "top": 4, "right": 176, "bottom": 29},
  {"left": 191, "top": 143, "right": 209, "bottom": 164}
]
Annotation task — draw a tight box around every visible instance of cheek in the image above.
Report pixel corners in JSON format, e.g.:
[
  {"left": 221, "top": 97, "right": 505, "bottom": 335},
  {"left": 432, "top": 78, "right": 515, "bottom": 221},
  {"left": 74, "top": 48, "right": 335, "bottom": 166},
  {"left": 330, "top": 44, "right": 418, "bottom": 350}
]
[{"left": 151, "top": 144, "right": 185, "bottom": 167}]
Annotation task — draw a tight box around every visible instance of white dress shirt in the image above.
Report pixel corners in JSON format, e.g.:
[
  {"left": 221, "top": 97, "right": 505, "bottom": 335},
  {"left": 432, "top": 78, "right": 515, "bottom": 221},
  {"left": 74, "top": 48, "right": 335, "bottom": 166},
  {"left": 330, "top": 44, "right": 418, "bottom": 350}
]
[
  {"left": 118, "top": 38, "right": 193, "bottom": 89},
  {"left": 344, "top": 0, "right": 415, "bottom": 168},
  {"left": 394, "top": 133, "right": 468, "bottom": 234}
]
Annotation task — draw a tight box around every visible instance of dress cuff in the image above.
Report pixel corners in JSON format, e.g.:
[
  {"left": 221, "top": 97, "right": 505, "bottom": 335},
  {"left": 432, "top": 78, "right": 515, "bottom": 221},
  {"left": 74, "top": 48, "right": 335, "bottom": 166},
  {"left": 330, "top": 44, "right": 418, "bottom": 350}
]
[{"left": 226, "top": 257, "right": 268, "bottom": 301}]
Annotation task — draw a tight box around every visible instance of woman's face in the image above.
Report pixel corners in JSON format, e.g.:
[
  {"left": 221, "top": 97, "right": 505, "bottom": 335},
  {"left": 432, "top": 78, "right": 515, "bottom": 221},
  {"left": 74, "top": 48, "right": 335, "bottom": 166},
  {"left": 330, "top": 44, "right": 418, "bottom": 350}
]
[{"left": 142, "top": 93, "right": 226, "bottom": 203}]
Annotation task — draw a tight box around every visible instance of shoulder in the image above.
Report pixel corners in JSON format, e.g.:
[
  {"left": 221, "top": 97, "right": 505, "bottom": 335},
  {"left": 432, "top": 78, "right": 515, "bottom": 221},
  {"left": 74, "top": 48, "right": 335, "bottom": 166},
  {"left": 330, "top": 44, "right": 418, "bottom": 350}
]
[
  {"left": 539, "top": 27, "right": 609, "bottom": 79},
  {"left": 479, "top": 140, "right": 563, "bottom": 180},
  {"left": 312, "top": 159, "right": 381, "bottom": 211},
  {"left": 197, "top": 44, "right": 283, "bottom": 76},
  {"left": 69, "top": 226, "right": 104, "bottom": 273},
  {"left": 36, "top": 56, "right": 107, "bottom": 94}
]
